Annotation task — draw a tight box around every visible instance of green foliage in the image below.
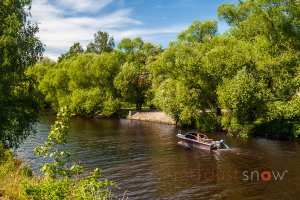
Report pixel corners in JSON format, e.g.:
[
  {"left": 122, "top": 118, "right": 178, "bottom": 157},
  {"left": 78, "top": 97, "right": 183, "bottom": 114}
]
[
  {"left": 26, "top": 0, "right": 300, "bottom": 139},
  {"left": 214, "top": 0, "right": 300, "bottom": 138},
  {"left": 0, "top": 142, "right": 35, "bottom": 199},
  {"left": 153, "top": 79, "right": 184, "bottom": 122},
  {"left": 0, "top": 0, "right": 44, "bottom": 148},
  {"left": 217, "top": 69, "right": 269, "bottom": 137},
  {"left": 114, "top": 62, "right": 150, "bottom": 110},
  {"left": 30, "top": 52, "right": 123, "bottom": 116},
  {"left": 151, "top": 0, "right": 300, "bottom": 138},
  {"left": 58, "top": 42, "right": 84, "bottom": 62},
  {"left": 26, "top": 107, "right": 116, "bottom": 199},
  {"left": 151, "top": 38, "right": 222, "bottom": 130},
  {"left": 34, "top": 107, "right": 78, "bottom": 179},
  {"left": 25, "top": 170, "right": 115, "bottom": 199},
  {"left": 118, "top": 37, "right": 144, "bottom": 54},
  {"left": 177, "top": 20, "right": 218, "bottom": 43},
  {"left": 115, "top": 37, "right": 162, "bottom": 110},
  {"left": 195, "top": 112, "right": 221, "bottom": 132},
  {"left": 86, "top": 31, "right": 115, "bottom": 54},
  {"left": 218, "top": 0, "right": 300, "bottom": 49},
  {"left": 0, "top": 142, "right": 11, "bottom": 164},
  {"left": 0, "top": 110, "right": 116, "bottom": 200}
]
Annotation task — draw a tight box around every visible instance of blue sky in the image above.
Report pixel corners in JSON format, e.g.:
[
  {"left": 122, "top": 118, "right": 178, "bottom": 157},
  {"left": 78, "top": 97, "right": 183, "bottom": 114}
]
[{"left": 31, "top": 0, "right": 237, "bottom": 60}]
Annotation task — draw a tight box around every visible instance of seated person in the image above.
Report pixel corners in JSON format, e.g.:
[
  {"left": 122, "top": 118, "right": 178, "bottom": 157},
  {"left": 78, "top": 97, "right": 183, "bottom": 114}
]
[{"left": 196, "top": 134, "right": 202, "bottom": 142}]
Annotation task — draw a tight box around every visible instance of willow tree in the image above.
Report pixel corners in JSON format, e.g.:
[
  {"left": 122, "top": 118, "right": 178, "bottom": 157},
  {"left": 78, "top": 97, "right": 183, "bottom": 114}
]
[
  {"left": 0, "top": 0, "right": 44, "bottom": 148},
  {"left": 217, "top": 0, "right": 300, "bottom": 138},
  {"left": 151, "top": 20, "right": 223, "bottom": 130},
  {"left": 29, "top": 52, "right": 123, "bottom": 117},
  {"left": 114, "top": 37, "right": 162, "bottom": 110}
]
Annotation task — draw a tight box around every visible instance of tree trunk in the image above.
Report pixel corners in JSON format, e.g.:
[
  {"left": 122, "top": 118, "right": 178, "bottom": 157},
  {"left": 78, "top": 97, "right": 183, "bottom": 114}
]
[
  {"left": 136, "top": 99, "right": 142, "bottom": 110},
  {"left": 216, "top": 107, "right": 222, "bottom": 116},
  {"left": 136, "top": 99, "right": 139, "bottom": 110}
]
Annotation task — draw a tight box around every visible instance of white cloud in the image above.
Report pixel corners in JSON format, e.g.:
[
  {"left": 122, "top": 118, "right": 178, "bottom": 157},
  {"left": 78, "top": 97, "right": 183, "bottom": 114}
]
[
  {"left": 55, "top": 0, "right": 114, "bottom": 13},
  {"left": 31, "top": 0, "right": 143, "bottom": 60},
  {"left": 115, "top": 25, "right": 187, "bottom": 38},
  {"left": 30, "top": 0, "right": 186, "bottom": 60}
]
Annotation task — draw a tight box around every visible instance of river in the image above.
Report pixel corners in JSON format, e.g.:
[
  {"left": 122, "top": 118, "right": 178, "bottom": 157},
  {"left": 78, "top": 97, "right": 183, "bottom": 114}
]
[{"left": 16, "top": 112, "right": 300, "bottom": 199}]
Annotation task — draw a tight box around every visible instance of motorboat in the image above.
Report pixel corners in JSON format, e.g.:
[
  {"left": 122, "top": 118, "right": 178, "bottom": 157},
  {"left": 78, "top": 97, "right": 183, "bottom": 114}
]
[{"left": 176, "top": 131, "right": 228, "bottom": 150}]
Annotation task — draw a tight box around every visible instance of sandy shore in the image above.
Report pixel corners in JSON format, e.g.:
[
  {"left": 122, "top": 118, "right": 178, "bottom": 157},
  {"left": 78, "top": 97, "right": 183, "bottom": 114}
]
[{"left": 128, "top": 110, "right": 176, "bottom": 125}]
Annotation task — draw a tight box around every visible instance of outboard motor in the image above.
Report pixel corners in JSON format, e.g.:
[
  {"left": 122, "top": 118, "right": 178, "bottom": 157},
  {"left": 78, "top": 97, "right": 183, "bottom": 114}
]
[{"left": 219, "top": 139, "right": 229, "bottom": 149}]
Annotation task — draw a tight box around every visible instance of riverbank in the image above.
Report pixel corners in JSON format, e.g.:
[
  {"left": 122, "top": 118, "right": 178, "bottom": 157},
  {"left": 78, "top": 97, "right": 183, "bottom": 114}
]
[
  {"left": 40, "top": 109, "right": 177, "bottom": 125},
  {"left": 39, "top": 109, "right": 298, "bottom": 141},
  {"left": 128, "top": 110, "right": 176, "bottom": 125}
]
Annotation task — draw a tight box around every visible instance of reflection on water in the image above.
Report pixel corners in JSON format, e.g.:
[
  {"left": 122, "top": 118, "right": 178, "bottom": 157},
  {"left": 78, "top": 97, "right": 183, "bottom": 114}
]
[{"left": 16, "top": 113, "right": 300, "bottom": 199}]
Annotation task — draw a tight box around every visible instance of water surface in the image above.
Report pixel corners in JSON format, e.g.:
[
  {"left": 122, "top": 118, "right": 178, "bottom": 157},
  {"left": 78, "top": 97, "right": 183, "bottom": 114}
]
[{"left": 17, "top": 113, "right": 300, "bottom": 199}]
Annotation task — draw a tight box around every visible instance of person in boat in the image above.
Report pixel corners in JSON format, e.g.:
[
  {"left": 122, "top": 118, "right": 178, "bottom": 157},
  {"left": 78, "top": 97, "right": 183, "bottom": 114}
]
[{"left": 196, "top": 134, "right": 203, "bottom": 142}]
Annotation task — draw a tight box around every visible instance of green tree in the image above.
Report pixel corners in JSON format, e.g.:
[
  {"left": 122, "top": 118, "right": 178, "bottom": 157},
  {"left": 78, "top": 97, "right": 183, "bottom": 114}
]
[
  {"left": 114, "top": 62, "right": 150, "bottom": 110},
  {"left": 217, "top": 69, "right": 269, "bottom": 137},
  {"left": 218, "top": 0, "right": 300, "bottom": 48},
  {"left": 151, "top": 21, "right": 223, "bottom": 130},
  {"left": 24, "top": 0, "right": 300, "bottom": 139},
  {"left": 115, "top": 38, "right": 162, "bottom": 110},
  {"left": 26, "top": 57, "right": 56, "bottom": 108},
  {"left": 216, "top": 0, "right": 300, "bottom": 138},
  {"left": 177, "top": 20, "right": 218, "bottom": 43},
  {"left": 118, "top": 37, "right": 144, "bottom": 54},
  {"left": 31, "top": 52, "right": 123, "bottom": 116},
  {"left": 86, "top": 31, "right": 115, "bottom": 54},
  {"left": 0, "top": 0, "right": 44, "bottom": 148},
  {"left": 58, "top": 42, "right": 84, "bottom": 62}
]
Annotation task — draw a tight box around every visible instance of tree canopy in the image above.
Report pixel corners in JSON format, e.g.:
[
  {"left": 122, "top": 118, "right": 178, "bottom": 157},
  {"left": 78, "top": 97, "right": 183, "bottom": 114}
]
[
  {"left": 0, "top": 0, "right": 44, "bottom": 148},
  {"left": 86, "top": 31, "right": 115, "bottom": 54},
  {"left": 114, "top": 37, "right": 162, "bottom": 110},
  {"left": 58, "top": 42, "right": 84, "bottom": 62},
  {"left": 28, "top": 0, "right": 300, "bottom": 139}
]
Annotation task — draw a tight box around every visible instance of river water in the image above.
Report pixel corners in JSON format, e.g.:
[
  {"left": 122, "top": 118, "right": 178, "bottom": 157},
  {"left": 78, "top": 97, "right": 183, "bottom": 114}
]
[{"left": 16, "top": 112, "right": 300, "bottom": 199}]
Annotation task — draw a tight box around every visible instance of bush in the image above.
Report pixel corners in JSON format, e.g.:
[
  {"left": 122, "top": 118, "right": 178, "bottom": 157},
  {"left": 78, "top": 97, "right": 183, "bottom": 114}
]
[
  {"left": 26, "top": 107, "right": 116, "bottom": 199},
  {"left": 0, "top": 108, "right": 117, "bottom": 200}
]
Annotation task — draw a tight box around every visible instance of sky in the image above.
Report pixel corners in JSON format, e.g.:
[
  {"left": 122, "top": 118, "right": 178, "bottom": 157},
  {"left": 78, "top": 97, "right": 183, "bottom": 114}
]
[{"left": 30, "top": 0, "right": 238, "bottom": 60}]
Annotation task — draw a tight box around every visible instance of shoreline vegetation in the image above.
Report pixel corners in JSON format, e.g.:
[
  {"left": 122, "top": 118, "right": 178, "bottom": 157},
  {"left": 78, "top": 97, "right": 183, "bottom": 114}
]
[
  {"left": 41, "top": 108, "right": 293, "bottom": 140},
  {"left": 1, "top": 1, "right": 118, "bottom": 198},
  {"left": 41, "top": 108, "right": 177, "bottom": 125},
  {"left": 0, "top": 108, "right": 118, "bottom": 199},
  {"left": 0, "top": 0, "right": 299, "bottom": 199},
  {"left": 27, "top": 0, "right": 300, "bottom": 140}
]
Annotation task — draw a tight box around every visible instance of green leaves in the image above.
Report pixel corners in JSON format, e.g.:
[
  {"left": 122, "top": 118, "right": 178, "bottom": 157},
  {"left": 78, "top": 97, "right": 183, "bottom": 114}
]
[
  {"left": 28, "top": 107, "right": 116, "bottom": 199},
  {"left": 115, "top": 38, "right": 161, "bottom": 110},
  {"left": 34, "top": 107, "right": 72, "bottom": 179},
  {"left": 218, "top": 0, "right": 300, "bottom": 48},
  {"left": 177, "top": 20, "right": 218, "bottom": 43},
  {"left": 214, "top": 0, "right": 300, "bottom": 138},
  {"left": 118, "top": 37, "right": 144, "bottom": 53},
  {"left": 151, "top": 0, "right": 300, "bottom": 138},
  {"left": 217, "top": 69, "right": 268, "bottom": 137},
  {"left": 58, "top": 42, "right": 84, "bottom": 62},
  {"left": 31, "top": 53, "right": 123, "bottom": 117},
  {"left": 0, "top": 0, "right": 44, "bottom": 148},
  {"left": 86, "top": 31, "right": 115, "bottom": 54},
  {"left": 24, "top": 0, "right": 300, "bottom": 139}
]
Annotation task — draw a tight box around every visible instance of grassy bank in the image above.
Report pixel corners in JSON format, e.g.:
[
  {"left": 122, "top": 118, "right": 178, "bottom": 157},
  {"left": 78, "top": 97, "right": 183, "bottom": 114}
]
[
  {"left": 0, "top": 108, "right": 116, "bottom": 200},
  {"left": 0, "top": 144, "right": 33, "bottom": 199}
]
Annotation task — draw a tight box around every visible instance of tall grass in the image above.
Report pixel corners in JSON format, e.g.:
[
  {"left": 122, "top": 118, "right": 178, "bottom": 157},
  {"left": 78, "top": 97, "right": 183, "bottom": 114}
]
[{"left": 0, "top": 144, "right": 33, "bottom": 199}]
